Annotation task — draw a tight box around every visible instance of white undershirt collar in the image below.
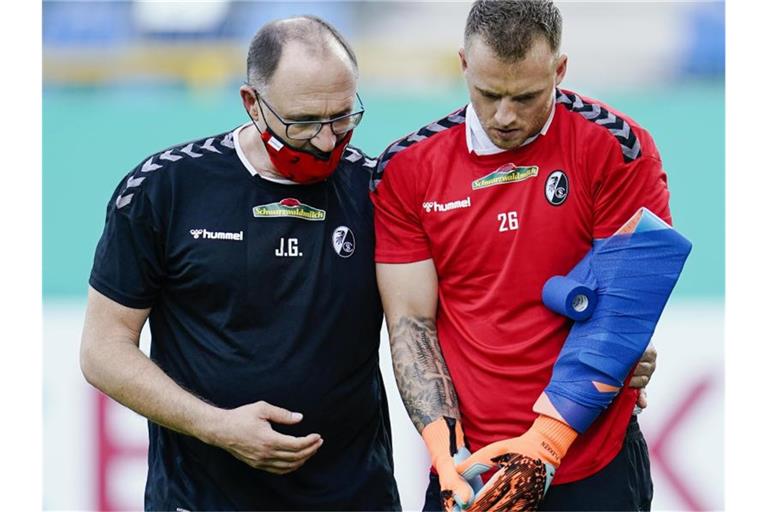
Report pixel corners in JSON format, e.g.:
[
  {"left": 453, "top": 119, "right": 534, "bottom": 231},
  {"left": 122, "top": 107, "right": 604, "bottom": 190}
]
[
  {"left": 465, "top": 93, "right": 556, "bottom": 155},
  {"left": 233, "top": 123, "right": 301, "bottom": 185}
]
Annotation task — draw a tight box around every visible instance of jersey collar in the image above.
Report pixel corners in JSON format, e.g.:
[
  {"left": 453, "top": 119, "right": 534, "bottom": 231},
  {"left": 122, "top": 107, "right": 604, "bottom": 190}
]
[
  {"left": 465, "top": 92, "right": 556, "bottom": 156},
  {"left": 233, "top": 123, "right": 300, "bottom": 185}
]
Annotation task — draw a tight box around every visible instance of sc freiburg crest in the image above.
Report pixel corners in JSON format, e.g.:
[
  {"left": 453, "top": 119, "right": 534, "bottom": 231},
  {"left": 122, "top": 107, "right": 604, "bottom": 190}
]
[
  {"left": 332, "top": 226, "right": 355, "bottom": 258},
  {"left": 545, "top": 170, "right": 569, "bottom": 206}
]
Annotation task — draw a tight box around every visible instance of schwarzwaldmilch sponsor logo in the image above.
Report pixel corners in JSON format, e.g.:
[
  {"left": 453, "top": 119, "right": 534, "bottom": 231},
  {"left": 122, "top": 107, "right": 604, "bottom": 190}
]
[
  {"left": 189, "top": 229, "right": 243, "bottom": 241},
  {"left": 472, "top": 163, "right": 539, "bottom": 190},
  {"left": 252, "top": 198, "right": 326, "bottom": 221},
  {"left": 545, "top": 170, "right": 569, "bottom": 206}
]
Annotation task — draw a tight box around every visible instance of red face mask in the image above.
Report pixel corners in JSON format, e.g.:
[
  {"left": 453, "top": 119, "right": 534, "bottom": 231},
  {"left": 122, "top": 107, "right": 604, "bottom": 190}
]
[{"left": 260, "top": 128, "right": 353, "bottom": 184}]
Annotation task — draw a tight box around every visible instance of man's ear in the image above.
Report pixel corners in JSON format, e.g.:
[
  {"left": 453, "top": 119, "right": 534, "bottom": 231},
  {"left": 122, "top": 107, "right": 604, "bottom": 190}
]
[
  {"left": 555, "top": 54, "right": 568, "bottom": 86},
  {"left": 239, "top": 85, "right": 259, "bottom": 120},
  {"left": 459, "top": 47, "right": 468, "bottom": 73}
]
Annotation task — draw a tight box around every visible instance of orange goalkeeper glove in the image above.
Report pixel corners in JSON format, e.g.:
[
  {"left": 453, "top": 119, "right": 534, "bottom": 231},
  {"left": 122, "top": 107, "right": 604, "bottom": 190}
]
[
  {"left": 422, "top": 417, "right": 483, "bottom": 511},
  {"left": 454, "top": 415, "right": 578, "bottom": 511}
]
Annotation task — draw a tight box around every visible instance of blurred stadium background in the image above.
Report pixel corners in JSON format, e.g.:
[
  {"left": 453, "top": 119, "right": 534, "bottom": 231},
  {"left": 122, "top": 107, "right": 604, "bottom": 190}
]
[{"left": 42, "top": 1, "right": 724, "bottom": 510}]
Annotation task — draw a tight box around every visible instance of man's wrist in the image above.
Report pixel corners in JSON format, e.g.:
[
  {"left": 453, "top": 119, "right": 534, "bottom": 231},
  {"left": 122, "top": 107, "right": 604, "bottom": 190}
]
[
  {"left": 190, "top": 402, "right": 225, "bottom": 446},
  {"left": 527, "top": 415, "right": 578, "bottom": 467},
  {"left": 422, "top": 416, "right": 464, "bottom": 458}
]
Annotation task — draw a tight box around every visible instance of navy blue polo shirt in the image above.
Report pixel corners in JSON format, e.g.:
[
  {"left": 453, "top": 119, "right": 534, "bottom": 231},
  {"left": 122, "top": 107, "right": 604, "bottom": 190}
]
[{"left": 89, "top": 125, "right": 400, "bottom": 511}]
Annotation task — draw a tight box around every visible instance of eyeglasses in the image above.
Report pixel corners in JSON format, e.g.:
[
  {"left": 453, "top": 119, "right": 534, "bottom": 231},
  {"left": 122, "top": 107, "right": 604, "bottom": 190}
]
[{"left": 254, "top": 90, "right": 365, "bottom": 141}]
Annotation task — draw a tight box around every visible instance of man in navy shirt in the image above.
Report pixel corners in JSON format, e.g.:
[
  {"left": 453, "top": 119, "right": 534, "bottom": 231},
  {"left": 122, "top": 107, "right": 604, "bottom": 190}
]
[{"left": 80, "top": 15, "right": 399, "bottom": 511}]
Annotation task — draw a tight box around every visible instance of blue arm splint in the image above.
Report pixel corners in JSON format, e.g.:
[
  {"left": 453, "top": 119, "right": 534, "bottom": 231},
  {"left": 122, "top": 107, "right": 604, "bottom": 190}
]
[{"left": 536, "top": 208, "right": 692, "bottom": 433}]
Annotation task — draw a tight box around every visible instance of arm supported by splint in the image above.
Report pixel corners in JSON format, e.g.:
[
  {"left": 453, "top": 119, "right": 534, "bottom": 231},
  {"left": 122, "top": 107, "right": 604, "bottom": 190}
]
[
  {"left": 452, "top": 207, "right": 692, "bottom": 512},
  {"left": 534, "top": 207, "right": 693, "bottom": 433}
]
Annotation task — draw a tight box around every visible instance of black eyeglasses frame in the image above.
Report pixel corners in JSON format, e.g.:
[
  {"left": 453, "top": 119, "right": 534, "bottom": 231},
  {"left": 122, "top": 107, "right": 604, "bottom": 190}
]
[{"left": 252, "top": 89, "right": 365, "bottom": 141}]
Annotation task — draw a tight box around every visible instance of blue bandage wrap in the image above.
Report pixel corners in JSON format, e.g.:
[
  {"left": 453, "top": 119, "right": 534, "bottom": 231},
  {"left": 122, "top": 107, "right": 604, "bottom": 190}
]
[{"left": 539, "top": 208, "right": 692, "bottom": 433}]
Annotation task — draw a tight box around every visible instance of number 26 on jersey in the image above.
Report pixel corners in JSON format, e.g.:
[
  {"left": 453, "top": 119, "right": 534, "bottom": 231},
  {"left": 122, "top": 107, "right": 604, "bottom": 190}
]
[{"left": 497, "top": 211, "right": 519, "bottom": 232}]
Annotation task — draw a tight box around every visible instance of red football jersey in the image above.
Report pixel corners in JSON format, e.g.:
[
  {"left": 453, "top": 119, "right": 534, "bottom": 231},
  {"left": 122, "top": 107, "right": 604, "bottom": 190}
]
[{"left": 372, "top": 89, "right": 671, "bottom": 484}]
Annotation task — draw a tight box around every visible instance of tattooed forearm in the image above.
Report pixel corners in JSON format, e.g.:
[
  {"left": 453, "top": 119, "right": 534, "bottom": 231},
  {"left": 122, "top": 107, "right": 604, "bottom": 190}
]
[{"left": 390, "top": 316, "right": 460, "bottom": 432}]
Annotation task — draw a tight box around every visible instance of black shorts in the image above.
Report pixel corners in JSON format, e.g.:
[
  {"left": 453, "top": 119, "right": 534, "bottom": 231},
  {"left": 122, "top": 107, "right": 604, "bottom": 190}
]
[{"left": 422, "top": 416, "right": 653, "bottom": 512}]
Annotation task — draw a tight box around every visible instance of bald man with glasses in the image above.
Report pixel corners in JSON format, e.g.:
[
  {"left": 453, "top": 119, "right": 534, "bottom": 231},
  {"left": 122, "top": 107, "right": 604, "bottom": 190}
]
[{"left": 80, "top": 15, "right": 399, "bottom": 511}]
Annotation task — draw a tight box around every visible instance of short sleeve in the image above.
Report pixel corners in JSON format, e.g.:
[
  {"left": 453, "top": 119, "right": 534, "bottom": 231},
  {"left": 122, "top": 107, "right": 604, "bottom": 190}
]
[
  {"left": 592, "top": 130, "right": 672, "bottom": 238},
  {"left": 371, "top": 153, "right": 432, "bottom": 263},
  {"left": 89, "top": 171, "right": 166, "bottom": 309}
]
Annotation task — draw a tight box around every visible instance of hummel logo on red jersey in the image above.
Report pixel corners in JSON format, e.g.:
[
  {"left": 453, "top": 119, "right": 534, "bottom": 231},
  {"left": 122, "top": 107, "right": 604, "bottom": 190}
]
[{"left": 423, "top": 196, "right": 471, "bottom": 213}]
